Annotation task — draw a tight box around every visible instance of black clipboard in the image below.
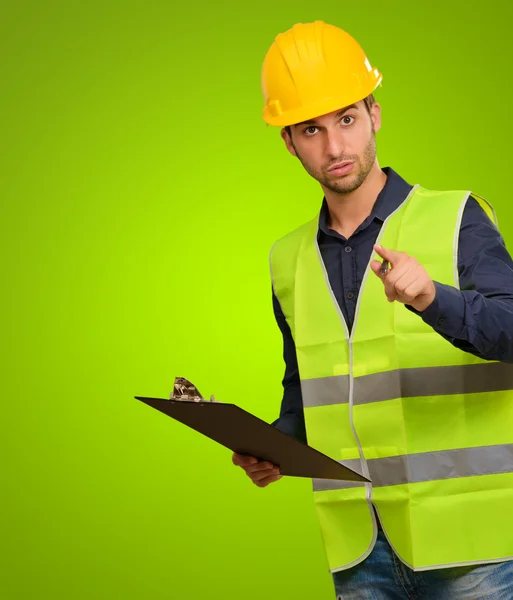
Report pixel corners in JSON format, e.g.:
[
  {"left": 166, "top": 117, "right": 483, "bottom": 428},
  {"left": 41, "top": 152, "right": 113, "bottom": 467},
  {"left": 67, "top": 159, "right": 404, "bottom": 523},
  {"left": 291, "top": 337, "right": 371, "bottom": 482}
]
[{"left": 135, "top": 394, "right": 369, "bottom": 483}]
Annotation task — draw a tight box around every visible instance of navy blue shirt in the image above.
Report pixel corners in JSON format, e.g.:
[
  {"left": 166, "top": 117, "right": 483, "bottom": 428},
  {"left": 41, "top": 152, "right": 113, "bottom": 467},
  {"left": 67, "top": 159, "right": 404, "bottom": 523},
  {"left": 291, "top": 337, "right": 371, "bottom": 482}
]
[{"left": 271, "top": 167, "right": 513, "bottom": 443}]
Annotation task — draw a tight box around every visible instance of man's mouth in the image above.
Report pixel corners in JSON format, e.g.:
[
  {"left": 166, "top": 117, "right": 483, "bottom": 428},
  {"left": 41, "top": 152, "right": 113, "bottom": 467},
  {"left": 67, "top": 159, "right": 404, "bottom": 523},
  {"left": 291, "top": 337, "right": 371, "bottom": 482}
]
[
  {"left": 327, "top": 161, "right": 355, "bottom": 176},
  {"left": 328, "top": 161, "right": 353, "bottom": 171}
]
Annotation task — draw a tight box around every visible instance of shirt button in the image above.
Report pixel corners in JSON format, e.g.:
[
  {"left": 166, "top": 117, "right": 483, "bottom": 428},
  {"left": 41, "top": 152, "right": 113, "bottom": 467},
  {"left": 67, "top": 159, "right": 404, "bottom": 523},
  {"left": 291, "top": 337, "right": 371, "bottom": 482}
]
[
  {"left": 347, "top": 292, "right": 354, "bottom": 300},
  {"left": 437, "top": 318, "right": 445, "bottom": 327},
  {"left": 345, "top": 246, "right": 352, "bottom": 253}
]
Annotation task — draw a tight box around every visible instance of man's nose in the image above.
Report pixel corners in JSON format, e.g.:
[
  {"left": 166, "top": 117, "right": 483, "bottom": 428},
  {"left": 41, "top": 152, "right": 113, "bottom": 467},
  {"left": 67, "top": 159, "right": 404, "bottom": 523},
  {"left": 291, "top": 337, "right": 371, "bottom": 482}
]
[{"left": 325, "top": 129, "right": 346, "bottom": 157}]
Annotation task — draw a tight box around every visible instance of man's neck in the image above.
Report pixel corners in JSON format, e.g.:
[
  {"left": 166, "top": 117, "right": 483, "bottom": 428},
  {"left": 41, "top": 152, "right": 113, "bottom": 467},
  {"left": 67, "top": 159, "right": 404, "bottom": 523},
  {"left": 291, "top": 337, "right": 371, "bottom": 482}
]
[{"left": 323, "top": 162, "right": 387, "bottom": 239}]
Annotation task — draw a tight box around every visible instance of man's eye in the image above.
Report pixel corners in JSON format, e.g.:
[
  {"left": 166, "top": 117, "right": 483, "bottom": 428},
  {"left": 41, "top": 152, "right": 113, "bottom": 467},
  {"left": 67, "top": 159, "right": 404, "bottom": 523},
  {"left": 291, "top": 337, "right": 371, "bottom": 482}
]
[
  {"left": 304, "top": 126, "right": 318, "bottom": 135},
  {"left": 341, "top": 115, "right": 355, "bottom": 126}
]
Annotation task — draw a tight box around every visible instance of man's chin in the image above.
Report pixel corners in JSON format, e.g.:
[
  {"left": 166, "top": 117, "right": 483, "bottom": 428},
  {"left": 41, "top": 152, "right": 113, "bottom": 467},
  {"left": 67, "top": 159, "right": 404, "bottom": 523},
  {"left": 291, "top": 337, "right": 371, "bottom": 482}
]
[{"left": 324, "top": 174, "right": 362, "bottom": 194}]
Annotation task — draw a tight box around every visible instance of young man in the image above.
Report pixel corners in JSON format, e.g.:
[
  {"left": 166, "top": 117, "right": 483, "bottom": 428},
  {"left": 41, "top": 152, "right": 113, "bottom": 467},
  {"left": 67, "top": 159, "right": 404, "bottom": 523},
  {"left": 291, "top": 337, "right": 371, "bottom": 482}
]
[{"left": 233, "top": 21, "right": 513, "bottom": 599}]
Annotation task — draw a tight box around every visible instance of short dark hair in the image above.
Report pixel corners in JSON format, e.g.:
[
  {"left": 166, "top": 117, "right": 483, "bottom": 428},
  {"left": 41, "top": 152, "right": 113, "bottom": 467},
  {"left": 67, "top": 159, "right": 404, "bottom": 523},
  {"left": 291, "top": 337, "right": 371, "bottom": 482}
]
[
  {"left": 362, "top": 93, "right": 376, "bottom": 114},
  {"left": 284, "top": 93, "right": 376, "bottom": 136}
]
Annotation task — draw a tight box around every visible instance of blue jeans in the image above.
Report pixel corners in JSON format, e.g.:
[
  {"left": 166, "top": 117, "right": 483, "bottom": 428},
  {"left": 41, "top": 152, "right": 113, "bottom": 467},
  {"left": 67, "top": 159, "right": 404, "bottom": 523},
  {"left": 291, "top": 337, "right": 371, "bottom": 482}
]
[{"left": 333, "top": 531, "right": 513, "bottom": 599}]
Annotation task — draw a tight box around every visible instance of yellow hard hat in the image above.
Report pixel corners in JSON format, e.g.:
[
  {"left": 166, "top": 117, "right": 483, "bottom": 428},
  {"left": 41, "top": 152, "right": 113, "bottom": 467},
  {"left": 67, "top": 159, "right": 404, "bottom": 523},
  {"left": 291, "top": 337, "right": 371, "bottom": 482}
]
[{"left": 261, "top": 21, "right": 382, "bottom": 127}]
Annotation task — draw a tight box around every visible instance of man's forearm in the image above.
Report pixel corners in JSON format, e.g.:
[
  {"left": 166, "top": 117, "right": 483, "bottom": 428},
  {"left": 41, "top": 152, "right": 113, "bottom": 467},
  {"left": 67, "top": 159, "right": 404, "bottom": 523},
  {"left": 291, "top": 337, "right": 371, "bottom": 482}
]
[{"left": 410, "top": 282, "right": 513, "bottom": 362}]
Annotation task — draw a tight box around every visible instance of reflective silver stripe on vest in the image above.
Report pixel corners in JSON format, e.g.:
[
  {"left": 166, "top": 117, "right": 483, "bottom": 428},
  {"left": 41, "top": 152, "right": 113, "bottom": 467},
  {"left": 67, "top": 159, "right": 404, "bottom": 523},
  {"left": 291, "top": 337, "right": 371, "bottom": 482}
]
[
  {"left": 312, "top": 443, "right": 513, "bottom": 491},
  {"left": 301, "top": 362, "right": 513, "bottom": 408},
  {"left": 301, "top": 375, "right": 349, "bottom": 406}
]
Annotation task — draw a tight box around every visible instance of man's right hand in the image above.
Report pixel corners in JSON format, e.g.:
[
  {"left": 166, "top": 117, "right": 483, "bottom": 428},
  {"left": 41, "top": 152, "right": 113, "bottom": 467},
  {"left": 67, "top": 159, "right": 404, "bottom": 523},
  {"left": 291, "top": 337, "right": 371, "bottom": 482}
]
[{"left": 232, "top": 453, "right": 282, "bottom": 487}]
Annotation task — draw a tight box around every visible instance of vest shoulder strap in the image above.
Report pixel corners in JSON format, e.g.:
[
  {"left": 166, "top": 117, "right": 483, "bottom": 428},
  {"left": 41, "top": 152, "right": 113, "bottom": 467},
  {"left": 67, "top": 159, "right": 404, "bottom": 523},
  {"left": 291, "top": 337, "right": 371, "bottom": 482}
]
[{"left": 469, "top": 192, "right": 498, "bottom": 227}]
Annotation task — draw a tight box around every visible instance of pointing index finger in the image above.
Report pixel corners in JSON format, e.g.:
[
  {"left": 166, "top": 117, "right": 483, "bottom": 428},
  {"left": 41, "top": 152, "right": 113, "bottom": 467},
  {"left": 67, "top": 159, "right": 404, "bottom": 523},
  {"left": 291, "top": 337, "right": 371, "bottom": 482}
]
[{"left": 373, "top": 244, "right": 402, "bottom": 266}]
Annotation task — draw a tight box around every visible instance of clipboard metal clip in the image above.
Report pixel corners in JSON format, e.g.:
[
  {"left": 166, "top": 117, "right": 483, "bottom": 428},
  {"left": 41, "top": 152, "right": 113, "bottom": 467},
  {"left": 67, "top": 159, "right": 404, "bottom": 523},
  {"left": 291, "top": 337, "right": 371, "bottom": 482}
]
[{"left": 170, "top": 376, "right": 216, "bottom": 403}]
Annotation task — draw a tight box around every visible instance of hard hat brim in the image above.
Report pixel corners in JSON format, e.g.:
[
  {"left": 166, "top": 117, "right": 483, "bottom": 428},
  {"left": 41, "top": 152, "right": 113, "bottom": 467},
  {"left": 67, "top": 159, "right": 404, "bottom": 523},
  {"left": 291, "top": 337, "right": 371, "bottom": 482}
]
[{"left": 263, "top": 76, "right": 383, "bottom": 127}]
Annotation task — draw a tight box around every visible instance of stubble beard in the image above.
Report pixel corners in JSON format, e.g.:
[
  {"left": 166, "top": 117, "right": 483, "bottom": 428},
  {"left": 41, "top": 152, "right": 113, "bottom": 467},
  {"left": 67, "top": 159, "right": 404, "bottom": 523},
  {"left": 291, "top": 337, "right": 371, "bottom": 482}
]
[{"left": 293, "top": 128, "right": 377, "bottom": 195}]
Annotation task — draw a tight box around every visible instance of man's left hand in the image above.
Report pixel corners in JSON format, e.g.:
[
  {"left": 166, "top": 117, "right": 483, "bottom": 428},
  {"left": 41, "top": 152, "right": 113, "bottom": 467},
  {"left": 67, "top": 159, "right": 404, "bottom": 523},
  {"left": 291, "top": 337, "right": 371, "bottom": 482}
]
[{"left": 370, "top": 244, "right": 436, "bottom": 312}]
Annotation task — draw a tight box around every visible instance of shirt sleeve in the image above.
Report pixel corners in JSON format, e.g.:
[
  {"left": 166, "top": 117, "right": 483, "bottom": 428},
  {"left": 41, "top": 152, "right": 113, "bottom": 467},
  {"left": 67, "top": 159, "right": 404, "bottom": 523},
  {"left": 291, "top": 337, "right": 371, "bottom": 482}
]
[
  {"left": 407, "top": 195, "right": 513, "bottom": 362},
  {"left": 270, "top": 287, "right": 307, "bottom": 443}
]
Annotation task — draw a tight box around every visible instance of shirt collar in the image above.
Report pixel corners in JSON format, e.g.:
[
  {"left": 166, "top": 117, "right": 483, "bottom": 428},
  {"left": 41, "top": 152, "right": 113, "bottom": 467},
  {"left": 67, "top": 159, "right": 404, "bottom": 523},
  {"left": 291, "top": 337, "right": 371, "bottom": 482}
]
[{"left": 318, "top": 166, "right": 413, "bottom": 234}]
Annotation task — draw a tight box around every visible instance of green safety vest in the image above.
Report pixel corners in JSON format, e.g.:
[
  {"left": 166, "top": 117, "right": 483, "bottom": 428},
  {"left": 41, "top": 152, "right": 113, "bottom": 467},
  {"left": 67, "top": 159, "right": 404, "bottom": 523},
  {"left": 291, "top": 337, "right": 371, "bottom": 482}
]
[{"left": 270, "top": 185, "right": 513, "bottom": 572}]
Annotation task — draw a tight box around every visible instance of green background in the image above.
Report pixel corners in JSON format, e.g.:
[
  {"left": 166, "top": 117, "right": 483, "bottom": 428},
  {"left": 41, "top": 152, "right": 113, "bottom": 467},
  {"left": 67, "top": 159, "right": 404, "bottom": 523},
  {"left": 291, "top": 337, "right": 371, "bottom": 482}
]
[{"left": 2, "top": 1, "right": 512, "bottom": 598}]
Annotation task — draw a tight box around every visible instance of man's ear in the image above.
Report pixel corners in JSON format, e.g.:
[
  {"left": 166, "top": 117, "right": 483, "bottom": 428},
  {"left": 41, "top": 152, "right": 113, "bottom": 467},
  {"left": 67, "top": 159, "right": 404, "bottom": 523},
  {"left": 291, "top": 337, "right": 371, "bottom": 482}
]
[
  {"left": 370, "top": 102, "right": 382, "bottom": 133},
  {"left": 281, "top": 127, "right": 297, "bottom": 157}
]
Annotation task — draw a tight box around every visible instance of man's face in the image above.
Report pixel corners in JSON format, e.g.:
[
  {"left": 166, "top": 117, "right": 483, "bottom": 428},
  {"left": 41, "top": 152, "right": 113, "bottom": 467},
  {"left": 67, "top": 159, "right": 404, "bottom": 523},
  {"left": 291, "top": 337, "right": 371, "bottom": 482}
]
[{"left": 281, "top": 100, "right": 382, "bottom": 195}]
